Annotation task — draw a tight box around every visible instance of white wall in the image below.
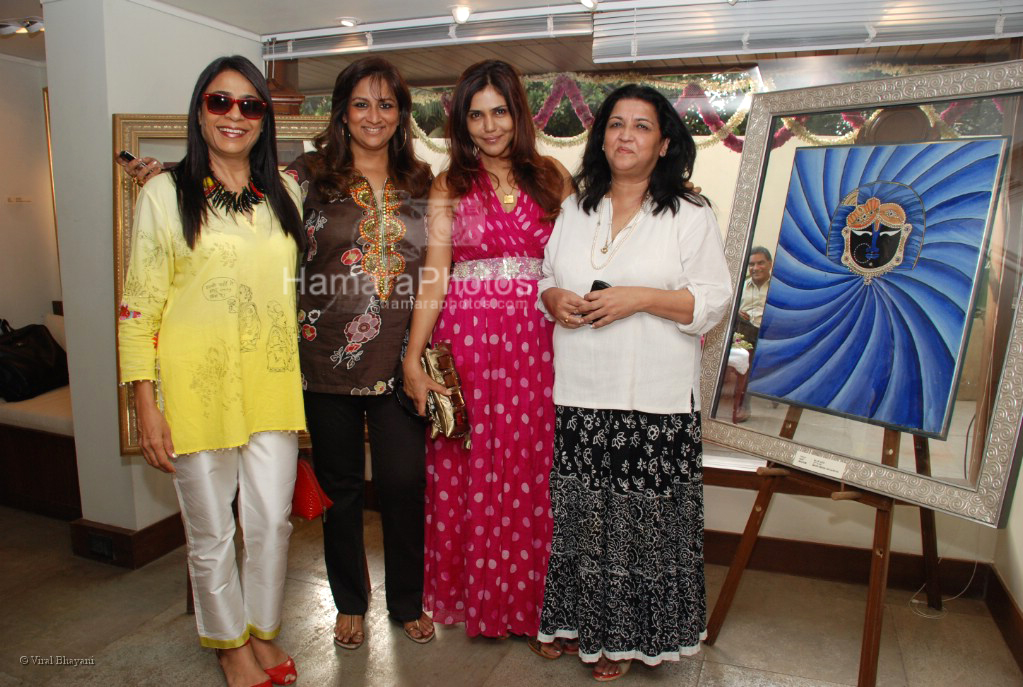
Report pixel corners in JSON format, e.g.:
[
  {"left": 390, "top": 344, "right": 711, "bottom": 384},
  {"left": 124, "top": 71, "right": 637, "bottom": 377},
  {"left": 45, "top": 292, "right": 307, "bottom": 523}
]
[
  {"left": 0, "top": 56, "right": 61, "bottom": 327},
  {"left": 43, "top": 0, "right": 261, "bottom": 531},
  {"left": 705, "top": 485, "right": 999, "bottom": 561},
  {"left": 995, "top": 472, "right": 1022, "bottom": 610}
]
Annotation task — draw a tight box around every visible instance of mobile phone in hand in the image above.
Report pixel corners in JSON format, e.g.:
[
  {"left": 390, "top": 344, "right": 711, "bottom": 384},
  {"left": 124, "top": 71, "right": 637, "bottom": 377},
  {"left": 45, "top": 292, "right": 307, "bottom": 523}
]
[
  {"left": 589, "top": 280, "right": 611, "bottom": 323},
  {"left": 118, "top": 150, "right": 137, "bottom": 163}
]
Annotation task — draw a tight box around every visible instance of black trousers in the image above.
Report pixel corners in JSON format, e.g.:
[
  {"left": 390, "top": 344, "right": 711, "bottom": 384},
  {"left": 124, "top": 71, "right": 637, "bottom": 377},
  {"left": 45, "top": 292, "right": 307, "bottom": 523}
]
[{"left": 303, "top": 391, "right": 426, "bottom": 622}]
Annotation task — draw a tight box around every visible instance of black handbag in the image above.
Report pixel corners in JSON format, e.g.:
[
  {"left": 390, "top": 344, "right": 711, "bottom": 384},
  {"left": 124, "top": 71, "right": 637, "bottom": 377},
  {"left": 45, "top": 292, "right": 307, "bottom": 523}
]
[{"left": 0, "top": 319, "right": 70, "bottom": 402}]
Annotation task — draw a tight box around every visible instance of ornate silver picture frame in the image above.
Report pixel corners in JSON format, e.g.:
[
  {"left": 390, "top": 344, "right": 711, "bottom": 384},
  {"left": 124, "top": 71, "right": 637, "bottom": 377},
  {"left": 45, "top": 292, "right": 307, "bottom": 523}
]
[{"left": 703, "top": 60, "right": 1023, "bottom": 526}]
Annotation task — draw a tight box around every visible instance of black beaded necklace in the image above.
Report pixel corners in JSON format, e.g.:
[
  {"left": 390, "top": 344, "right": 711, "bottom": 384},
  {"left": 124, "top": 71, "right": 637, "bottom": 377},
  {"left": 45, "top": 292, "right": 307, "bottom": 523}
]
[{"left": 203, "top": 175, "right": 266, "bottom": 214}]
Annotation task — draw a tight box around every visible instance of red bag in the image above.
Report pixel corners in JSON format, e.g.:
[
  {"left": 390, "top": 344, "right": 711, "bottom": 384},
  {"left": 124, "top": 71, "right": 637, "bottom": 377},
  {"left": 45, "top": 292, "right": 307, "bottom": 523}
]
[{"left": 292, "top": 457, "right": 333, "bottom": 521}]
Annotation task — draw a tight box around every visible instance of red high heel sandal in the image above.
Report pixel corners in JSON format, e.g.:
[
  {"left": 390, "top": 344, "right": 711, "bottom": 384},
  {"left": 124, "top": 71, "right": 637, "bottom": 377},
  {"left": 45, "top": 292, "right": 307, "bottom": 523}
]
[
  {"left": 214, "top": 647, "right": 273, "bottom": 687},
  {"left": 263, "top": 656, "right": 297, "bottom": 686}
]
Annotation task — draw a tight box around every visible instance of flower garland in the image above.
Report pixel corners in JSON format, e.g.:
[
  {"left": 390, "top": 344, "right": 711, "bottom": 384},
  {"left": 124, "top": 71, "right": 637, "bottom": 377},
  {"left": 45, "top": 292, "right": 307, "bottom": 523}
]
[
  {"left": 532, "top": 73, "right": 594, "bottom": 130},
  {"left": 410, "top": 115, "right": 449, "bottom": 154},
  {"left": 407, "top": 70, "right": 755, "bottom": 150},
  {"left": 673, "top": 85, "right": 751, "bottom": 153},
  {"left": 780, "top": 115, "right": 859, "bottom": 148},
  {"left": 400, "top": 65, "right": 989, "bottom": 154},
  {"left": 537, "top": 130, "right": 589, "bottom": 148}
]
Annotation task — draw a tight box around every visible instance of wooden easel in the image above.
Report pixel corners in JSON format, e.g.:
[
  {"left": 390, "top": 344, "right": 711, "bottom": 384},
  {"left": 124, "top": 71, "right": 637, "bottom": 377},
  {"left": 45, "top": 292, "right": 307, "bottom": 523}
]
[{"left": 705, "top": 406, "right": 943, "bottom": 687}]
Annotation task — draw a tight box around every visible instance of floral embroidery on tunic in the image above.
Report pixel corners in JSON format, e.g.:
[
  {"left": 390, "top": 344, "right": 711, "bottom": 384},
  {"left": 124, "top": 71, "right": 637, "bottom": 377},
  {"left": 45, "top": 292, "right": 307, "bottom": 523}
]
[
  {"left": 305, "top": 211, "right": 327, "bottom": 263},
  {"left": 352, "top": 380, "right": 391, "bottom": 396},
  {"left": 119, "top": 303, "right": 142, "bottom": 321},
  {"left": 299, "top": 309, "right": 322, "bottom": 341},
  {"left": 331, "top": 296, "right": 383, "bottom": 370},
  {"left": 350, "top": 178, "right": 406, "bottom": 299},
  {"left": 341, "top": 248, "right": 363, "bottom": 266}
]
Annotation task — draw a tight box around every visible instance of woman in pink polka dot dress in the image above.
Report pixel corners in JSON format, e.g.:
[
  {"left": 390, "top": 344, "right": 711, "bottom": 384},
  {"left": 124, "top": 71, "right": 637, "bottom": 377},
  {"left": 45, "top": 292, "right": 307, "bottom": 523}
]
[{"left": 404, "top": 60, "right": 573, "bottom": 639}]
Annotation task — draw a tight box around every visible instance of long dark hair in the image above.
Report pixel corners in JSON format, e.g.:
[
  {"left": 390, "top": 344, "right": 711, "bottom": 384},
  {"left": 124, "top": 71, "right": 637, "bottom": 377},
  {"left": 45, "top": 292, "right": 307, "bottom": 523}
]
[
  {"left": 307, "top": 57, "right": 432, "bottom": 199},
  {"left": 172, "top": 55, "right": 303, "bottom": 249},
  {"left": 445, "top": 60, "right": 563, "bottom": 221},
  {"left": 575, "top": 84, "right": 702, "bottom": 216}
]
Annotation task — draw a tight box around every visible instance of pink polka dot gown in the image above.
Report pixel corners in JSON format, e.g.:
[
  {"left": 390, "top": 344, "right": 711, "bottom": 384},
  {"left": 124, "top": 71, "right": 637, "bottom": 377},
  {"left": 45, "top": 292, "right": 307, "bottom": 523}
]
[{"left": 424, "top": 175, "right": 555, "bottom": 638}]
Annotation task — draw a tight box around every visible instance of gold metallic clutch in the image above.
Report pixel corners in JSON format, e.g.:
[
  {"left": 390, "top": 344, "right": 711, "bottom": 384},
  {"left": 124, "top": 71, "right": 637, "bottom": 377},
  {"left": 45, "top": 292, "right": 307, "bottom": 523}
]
[{"left": 421, "top": 342, "right": 472, "bottom": 449}]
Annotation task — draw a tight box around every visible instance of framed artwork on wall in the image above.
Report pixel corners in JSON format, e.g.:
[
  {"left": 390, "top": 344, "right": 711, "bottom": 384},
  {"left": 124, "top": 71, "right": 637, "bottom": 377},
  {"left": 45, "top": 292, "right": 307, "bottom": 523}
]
[{"left": 704, "top": 60, "right": 1023, "bottom": 527}]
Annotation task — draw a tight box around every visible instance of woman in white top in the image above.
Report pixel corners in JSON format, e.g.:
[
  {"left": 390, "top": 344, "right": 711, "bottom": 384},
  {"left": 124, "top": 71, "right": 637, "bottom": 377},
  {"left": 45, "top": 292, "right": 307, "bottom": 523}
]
[{"left": 535, "top": 84, "right": 731, "bottom": 681}]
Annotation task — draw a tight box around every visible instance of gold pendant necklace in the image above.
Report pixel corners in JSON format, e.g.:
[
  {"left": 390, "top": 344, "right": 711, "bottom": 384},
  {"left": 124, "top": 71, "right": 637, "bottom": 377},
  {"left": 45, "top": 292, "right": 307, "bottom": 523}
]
[
  {"left": 591, "top": 195, "right": 650, "bottom": 270},
  {"left": 489, "top": 171, "right": 516, "bottom": 207}
]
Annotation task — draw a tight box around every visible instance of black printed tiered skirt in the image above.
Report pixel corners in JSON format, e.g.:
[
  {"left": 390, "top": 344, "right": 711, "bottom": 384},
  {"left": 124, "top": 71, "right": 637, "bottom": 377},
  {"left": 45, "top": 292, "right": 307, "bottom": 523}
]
[{"left": 537, "top": 405, "right": 706, "bottom": 665}]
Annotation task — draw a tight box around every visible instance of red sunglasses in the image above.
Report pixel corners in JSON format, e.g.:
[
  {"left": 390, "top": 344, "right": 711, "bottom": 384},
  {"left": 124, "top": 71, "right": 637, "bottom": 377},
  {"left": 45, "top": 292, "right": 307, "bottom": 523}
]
[{"left": 203, "top": 93, "right": 268, "bottom": 120}]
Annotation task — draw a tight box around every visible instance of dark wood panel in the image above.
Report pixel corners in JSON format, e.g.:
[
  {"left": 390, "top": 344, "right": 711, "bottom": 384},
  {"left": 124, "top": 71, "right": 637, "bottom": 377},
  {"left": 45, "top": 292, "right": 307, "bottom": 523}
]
[
  {"left": 0, "top": 424, "right": 80, "bottom": 520},
  {"left": 704, "top": 529, "right": 989, "bottom": 598},
  {"left": 986, "top": 570, "right": 1023, "bottom": 675},
  {"left": 70, "top": 513, "right": 185, "bottom": 569}
]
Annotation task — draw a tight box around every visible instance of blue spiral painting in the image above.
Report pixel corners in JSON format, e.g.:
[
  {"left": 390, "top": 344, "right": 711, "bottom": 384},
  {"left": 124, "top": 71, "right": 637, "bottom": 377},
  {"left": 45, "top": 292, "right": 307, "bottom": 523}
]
[{"left": 746, "top": 138, "right": 1006, "bottom": 438}]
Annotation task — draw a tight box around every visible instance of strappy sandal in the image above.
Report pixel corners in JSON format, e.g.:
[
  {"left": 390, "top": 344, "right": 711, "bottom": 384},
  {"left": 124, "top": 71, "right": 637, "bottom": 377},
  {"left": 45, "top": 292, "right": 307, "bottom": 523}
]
[
  {"left": 593, "top": 658, "right": 632, "bottom": 682},
  {"left": 561, "top": 638, "right": 580, "bottom": 655},
  {"left": 403, "top": 616, "right": 435, "bottom": 644},
  {"left": 527, "top": 637, "right": 564, "bottom": 660},
  {"left": 333, "top": 613, "right": 365, "bottom": 650}
]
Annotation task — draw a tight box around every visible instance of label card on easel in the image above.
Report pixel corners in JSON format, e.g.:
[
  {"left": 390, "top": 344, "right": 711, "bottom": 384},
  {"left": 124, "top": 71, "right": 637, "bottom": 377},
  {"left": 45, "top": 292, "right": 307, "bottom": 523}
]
[{"left": 794, "top": 451, "right": 847, "bottom": 480}]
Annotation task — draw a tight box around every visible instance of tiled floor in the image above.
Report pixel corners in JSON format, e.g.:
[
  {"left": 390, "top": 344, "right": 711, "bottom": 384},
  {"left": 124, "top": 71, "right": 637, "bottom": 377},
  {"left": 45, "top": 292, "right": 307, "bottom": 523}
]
[{"left": 1, "top": 505, "right": 1019, "bottom": 687}]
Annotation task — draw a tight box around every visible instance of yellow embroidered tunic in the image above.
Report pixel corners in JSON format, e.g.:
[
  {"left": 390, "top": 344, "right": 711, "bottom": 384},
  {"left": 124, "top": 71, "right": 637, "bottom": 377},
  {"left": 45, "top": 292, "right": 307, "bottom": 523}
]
[{"left": 118, "top": 172, "right": 306, "bottom": 455}]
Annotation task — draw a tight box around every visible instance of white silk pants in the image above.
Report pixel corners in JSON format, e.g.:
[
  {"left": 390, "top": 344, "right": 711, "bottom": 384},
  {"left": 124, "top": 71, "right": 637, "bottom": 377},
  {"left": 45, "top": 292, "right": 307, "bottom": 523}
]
[{"left": 172, "top": 431, "right": 298, "bottom": 649}]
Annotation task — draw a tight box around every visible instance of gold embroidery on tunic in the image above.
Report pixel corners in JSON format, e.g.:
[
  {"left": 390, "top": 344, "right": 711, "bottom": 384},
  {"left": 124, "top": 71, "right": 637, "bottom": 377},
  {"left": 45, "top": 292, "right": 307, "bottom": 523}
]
[{"left": 350, "top": 178, "right": 406, "bottom": 299}]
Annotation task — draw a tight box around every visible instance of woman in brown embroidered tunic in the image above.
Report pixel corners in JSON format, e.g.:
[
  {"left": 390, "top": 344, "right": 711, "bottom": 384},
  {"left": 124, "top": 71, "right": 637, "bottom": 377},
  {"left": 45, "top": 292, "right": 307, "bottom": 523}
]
[{"left": 285, "top": 57, "right": 435, "bottom": 648}]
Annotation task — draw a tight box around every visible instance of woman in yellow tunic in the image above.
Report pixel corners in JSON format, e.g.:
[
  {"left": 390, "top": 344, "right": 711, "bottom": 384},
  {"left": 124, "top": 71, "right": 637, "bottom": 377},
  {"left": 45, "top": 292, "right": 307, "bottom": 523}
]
[{"left": 118, "top": 56, "right": 305, "bottom": 687}]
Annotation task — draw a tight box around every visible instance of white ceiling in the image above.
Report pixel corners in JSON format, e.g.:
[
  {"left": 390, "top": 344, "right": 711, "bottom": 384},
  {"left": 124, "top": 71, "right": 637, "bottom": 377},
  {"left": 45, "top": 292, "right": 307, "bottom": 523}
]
[
  {"left": 3, "top": 0, "right": 1018, "bottom": 89},
  {"left": 0, "top": 0, "right": 586, "bottom": 66},
  {"left": 157, "top": 0, "right": 577, "bottom": 35}
]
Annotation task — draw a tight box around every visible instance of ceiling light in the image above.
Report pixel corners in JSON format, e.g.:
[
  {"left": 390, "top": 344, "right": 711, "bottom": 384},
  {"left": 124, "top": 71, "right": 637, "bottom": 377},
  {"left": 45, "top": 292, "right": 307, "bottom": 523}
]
[
  {"left": 579, "top": 0, "right": 598, "bottom": 9},
  {"left": 452, "top": 5, "right": 472, "bottom": 24},
  {"left": 0, "top": 16, "right": 43, "bottom": 35},
  {"left": 336, "top": 16, "right": 359, "bottom": 28}
]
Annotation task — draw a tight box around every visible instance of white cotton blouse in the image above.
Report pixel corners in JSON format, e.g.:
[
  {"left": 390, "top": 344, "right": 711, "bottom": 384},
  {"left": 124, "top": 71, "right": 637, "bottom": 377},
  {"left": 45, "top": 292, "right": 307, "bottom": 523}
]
[{"left": 537, "top": 194, "right": 733, "bottom": 415}]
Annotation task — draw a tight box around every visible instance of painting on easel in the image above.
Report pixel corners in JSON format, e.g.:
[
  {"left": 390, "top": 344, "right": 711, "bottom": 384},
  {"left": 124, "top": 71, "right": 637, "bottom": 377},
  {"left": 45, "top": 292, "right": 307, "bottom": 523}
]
[{"left": 746, "top": 138, "right": 1008, "bottom": 438}]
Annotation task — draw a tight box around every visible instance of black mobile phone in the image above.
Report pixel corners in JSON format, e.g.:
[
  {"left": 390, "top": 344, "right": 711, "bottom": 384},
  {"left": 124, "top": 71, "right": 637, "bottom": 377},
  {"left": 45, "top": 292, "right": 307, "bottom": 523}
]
[
  {"left": 589, "top": 280, "right": 611, "bottom": 324},
  {"left": 118, "top": 150, "right": 137, "bottom": 163}
]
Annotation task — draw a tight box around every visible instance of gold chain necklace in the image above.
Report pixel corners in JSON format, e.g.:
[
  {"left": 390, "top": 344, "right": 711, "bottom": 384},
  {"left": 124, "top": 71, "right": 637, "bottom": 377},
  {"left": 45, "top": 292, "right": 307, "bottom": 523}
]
[
  {"left": 590, "top": 195, "right": 650, "bottom": 270},
  {"left": 487, "top": 170, "right": 517, "bottom": 206}
]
